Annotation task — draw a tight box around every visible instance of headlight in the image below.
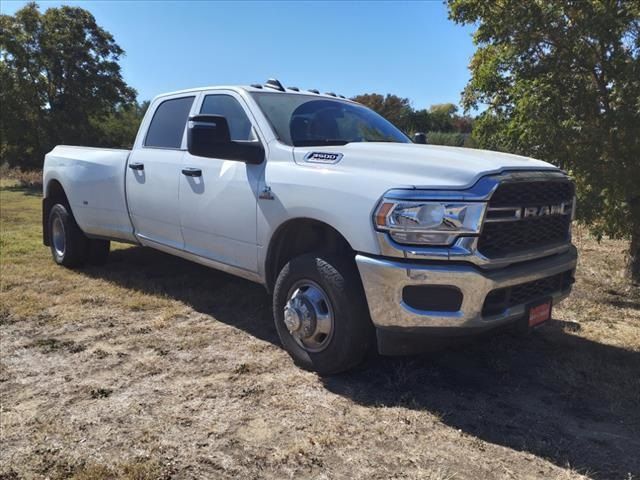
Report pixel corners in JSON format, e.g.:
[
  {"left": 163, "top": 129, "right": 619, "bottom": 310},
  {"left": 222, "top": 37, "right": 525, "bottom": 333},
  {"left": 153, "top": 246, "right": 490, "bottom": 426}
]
[{"left": 374, "top": 200, "right": 486, "bottom": 246}]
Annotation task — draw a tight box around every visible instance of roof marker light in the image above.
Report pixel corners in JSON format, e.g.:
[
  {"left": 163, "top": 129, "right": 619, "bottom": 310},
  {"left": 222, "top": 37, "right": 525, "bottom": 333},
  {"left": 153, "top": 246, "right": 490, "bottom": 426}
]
[{"left": 265, "top": 78, "right": 285, "bottom": 91}]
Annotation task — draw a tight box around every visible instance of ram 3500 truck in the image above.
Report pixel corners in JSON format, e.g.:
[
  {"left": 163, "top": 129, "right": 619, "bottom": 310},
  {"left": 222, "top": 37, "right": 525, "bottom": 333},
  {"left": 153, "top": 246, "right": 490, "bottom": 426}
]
[{"left": 43, "top": 79, "right": 577, "bottom": 374}]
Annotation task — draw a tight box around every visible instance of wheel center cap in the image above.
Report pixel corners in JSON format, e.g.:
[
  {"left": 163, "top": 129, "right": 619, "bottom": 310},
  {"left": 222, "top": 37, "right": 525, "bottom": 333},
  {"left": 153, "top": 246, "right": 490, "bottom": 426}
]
[
  {"left": 284, "top": 305, "right": 302, "bottom": 333},
  {"left": 284, "top": 294, "right": 317, "bottom": 338}
]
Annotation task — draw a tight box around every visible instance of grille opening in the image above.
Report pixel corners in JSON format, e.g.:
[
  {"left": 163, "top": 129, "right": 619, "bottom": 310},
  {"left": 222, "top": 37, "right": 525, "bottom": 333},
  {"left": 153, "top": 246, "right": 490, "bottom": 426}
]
[
  {"left": 479, "top": 215, "right": 571, "bottom": 257},
  {"left": 479, "top": 179, "right": 574, "bottom": 258},
  {"left": 402, "top": 285, "right": 463, "bottom": 312},
  {"left": 482, "top": 270, "right": 574, "bottom": 317},
  {"left": 489, "top": 179, "right": 575, "bottom": 206}
]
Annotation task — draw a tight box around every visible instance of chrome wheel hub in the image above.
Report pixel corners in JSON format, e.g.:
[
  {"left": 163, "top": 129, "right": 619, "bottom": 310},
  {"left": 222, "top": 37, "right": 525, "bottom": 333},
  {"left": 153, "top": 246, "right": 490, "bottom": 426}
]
[
  {"left": 283, "top": 281, "right": 334, "bottom": 352},
  {"left": 52, "top": 215, "right": 65, "bottom": 257}
]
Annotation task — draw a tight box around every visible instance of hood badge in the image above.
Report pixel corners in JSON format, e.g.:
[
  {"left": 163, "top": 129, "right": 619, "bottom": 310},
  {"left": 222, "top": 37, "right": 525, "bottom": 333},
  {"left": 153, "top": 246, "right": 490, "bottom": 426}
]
[{"left": 304, "top": 152, "right": 343, "bottom": 164}]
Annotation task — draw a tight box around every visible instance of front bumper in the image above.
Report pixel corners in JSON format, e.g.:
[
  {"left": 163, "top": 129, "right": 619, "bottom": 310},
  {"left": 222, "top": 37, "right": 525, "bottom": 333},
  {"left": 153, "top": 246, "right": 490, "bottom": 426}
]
[{"left": 355, "top": 246, "right": 577, "bottom": 353}]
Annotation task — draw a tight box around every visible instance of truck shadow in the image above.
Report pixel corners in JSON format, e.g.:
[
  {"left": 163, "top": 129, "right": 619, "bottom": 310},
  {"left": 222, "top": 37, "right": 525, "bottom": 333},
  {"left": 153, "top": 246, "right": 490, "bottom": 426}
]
[
  {"left": 324, "top": 330, "right": 640, "bottom": 479},
  {"left": 84, "top": 245, "right": 640, "bottom": 479},
  {"left": 82, "top": 245, "right": 278, "bottom": 346}
]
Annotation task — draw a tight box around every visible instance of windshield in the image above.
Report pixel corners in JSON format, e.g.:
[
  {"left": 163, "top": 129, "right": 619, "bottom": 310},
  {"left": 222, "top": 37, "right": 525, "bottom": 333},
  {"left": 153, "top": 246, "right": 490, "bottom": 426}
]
[{"left": 251, "top": 92, "right": 411, "bottom": 147}]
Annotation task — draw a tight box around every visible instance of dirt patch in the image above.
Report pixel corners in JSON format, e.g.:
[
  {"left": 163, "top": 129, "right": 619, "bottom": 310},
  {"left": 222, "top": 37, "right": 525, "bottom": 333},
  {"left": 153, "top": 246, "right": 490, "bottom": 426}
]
[{"left": 1, "top": 185, "right": 638, "bottom": 479}]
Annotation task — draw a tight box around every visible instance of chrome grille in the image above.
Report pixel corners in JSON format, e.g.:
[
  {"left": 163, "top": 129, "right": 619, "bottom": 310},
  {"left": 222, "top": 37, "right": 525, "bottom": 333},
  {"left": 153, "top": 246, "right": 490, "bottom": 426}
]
[{"left": 478, "top": 178, "right": 574, "bottom": 258}]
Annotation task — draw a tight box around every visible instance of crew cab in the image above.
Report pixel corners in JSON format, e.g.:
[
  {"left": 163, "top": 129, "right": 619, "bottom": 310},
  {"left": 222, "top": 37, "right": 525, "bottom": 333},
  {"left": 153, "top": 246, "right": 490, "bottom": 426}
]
[{"left": 42, "top": 79, "right": 577, "bottom": 374}]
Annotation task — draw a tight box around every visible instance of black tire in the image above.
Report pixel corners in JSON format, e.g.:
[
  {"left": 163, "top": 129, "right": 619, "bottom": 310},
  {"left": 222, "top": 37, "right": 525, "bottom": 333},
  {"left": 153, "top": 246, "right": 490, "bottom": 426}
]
[
  {"left": 87, "top": 239, "right": 110, "bottom": 265},
  {"left": 273, "top": 252, "right": 374, "bottom": 375},
  {"left": 48, "top": 203, "right": 89, "bottom": 267}
]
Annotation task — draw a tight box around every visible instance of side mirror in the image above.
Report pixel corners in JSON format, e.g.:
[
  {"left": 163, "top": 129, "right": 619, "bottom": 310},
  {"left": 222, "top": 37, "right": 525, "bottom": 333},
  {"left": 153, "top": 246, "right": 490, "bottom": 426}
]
[
  {"left": 187, "top": 114, "right": 264, "bottom": 164},
  {"left": 413, "top": 132, "right": 427, "bottom": 144}
]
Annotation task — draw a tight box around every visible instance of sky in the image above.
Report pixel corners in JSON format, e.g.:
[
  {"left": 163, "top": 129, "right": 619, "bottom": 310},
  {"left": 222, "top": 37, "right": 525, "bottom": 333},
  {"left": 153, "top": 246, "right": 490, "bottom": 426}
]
[{"left": 1, "top": 0, "right": 478, "bottom": 110}]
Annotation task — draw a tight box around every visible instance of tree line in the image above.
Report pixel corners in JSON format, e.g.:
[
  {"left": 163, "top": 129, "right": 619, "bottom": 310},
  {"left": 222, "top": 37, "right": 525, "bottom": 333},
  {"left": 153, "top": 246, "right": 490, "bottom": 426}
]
[
  {"left": 1, "top": 2, "right": 638, "bottom": 281},
  {"left": 350, "top": 93, "right": 475, "bottom": 147}
]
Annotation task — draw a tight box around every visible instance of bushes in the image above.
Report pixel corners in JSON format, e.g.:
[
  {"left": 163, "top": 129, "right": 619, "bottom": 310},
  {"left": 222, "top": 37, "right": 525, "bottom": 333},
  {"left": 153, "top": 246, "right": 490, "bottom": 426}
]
[
  {"left": 424, "top": 131, "right": 477, "bottom": 148},
  {"left": 0, "top": 165, "right": 43, "bottom": 190}
]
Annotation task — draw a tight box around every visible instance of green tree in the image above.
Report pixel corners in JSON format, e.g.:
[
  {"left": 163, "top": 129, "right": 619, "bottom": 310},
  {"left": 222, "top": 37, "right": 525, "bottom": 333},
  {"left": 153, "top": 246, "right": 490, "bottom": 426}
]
[
  {"left": 91, "top": 100, "right": 149, "bottom": 149},
  {"left": 448, "top": 0, "right": 640, "bottom": 282},
  {"left": 0, "top": 2, "right": 136, "bottom": 168},
  {"left": 351, "top": 93, "right": 413, "bottom": 132},
  {"left": 428, "top": 103, "right": 458, "bottom": 132},
  {"left": 407, "top": 108, "right": 432, "bottom": 133}
]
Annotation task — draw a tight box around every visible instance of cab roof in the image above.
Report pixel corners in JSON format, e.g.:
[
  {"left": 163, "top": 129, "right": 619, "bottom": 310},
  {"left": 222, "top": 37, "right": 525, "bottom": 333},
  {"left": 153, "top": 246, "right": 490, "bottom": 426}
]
[{"left": 153, "top": 78, "right": 357, "bottom": 104}]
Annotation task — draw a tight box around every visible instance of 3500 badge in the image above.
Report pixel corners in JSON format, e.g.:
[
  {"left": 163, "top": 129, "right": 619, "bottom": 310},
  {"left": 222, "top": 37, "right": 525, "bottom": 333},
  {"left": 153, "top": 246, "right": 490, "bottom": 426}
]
[{"left": 304, "top": 152, "right": 343, "bottom": 164}]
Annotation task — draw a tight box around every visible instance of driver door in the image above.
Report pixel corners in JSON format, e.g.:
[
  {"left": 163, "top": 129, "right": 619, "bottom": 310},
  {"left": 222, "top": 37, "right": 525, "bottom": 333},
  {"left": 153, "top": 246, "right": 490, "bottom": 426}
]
[{"left": 179, "top": 91, "right": 265, "bottom": 273}]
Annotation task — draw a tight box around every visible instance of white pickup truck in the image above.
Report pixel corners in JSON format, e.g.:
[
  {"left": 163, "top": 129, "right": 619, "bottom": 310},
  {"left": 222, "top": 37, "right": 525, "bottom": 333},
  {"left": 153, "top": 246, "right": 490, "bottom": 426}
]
[{"left": 43, "top": 79, "right": 577, "bottom": 374}]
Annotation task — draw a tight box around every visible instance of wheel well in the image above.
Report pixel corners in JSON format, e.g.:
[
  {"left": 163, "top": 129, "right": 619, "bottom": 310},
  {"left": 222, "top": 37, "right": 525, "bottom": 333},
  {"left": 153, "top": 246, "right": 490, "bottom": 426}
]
[
  {"left": 43, "top": 180, "right": 69, "bottom": 246},
  {"left": 265, "top": 218, "right": 354, "bottom": 293},
  {"left": 46, "top": 179, "right": 68, "bottom": 204}
]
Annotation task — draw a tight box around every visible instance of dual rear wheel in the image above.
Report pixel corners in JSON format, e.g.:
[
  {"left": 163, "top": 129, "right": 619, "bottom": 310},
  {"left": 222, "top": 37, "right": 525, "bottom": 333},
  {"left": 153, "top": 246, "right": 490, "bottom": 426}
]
[{"left": 48, "top": 203, "right": 110, "bottom": 267}]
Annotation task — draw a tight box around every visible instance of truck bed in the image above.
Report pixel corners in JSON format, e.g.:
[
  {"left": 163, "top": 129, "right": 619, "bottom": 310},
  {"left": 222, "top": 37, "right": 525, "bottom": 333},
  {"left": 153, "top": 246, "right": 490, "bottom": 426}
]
[{"left": 43, "top": 145, "right": 137, "bottom": 243}]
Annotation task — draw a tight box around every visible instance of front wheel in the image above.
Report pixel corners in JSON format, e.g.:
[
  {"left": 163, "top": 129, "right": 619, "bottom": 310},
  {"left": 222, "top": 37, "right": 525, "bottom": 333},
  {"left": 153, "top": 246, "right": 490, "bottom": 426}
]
[{"left": 273, "top": 253, "right": 374, "bottom": 375}]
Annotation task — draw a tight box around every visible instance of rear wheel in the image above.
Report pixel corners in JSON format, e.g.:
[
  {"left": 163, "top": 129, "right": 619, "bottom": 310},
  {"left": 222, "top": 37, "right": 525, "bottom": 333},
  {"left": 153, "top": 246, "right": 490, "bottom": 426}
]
[
  {"left": 48, "top": 203, "right": 89, "bottom": 267},
  {"left": 273, "top": 252, "right": 373, "bottom": 375}
]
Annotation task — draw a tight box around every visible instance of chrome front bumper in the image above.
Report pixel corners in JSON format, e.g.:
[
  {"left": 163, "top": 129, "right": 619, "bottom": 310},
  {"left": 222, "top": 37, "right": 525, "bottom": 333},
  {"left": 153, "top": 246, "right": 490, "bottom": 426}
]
[{"left": 355, "top": 246, "right": 577, "bottom": 331}]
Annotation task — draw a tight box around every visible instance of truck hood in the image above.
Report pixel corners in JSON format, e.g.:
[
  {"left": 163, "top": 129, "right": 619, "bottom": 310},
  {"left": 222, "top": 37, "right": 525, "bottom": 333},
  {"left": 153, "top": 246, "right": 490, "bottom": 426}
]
[{"left": 292, "top": 142, "right": 559, "bottom": 190}]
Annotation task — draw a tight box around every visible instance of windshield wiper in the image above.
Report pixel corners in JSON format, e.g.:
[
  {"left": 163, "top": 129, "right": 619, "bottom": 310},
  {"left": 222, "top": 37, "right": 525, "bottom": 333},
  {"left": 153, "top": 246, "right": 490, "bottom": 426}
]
[{"left": 294, "top": 139, "right": 350, "bottom": 147}]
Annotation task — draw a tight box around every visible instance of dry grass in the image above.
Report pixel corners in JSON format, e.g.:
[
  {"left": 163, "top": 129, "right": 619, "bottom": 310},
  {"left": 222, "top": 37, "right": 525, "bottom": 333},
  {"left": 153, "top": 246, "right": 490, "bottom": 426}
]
[
  {"left": 1, "top": 183, "right": 638, "bottom": 480},
  {"left": 0, "top": 166, "right": 43, "bottom": 191}
]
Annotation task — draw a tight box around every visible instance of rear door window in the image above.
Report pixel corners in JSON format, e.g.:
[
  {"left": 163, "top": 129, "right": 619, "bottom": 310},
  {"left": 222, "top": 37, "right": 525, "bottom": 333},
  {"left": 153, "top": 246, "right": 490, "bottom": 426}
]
[{"left": 145, "top": 96, "right": 195, "bottom": 148}]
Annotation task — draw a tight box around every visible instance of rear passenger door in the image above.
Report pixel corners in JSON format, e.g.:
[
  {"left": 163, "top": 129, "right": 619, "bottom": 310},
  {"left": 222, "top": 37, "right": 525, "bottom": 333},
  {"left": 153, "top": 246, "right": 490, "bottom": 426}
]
[
  {"left": 179, "top": 91, "right": 264, "bottom": 272},
  {"left": 126, "top": 94, "right": 196, "bottom": 250}
]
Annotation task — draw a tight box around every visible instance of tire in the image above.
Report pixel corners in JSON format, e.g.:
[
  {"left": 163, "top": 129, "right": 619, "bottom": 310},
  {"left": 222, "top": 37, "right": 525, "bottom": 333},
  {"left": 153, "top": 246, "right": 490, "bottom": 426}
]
[
  {"left": 48, "top": 203, "right": 89, "bottom": 267},
  {"left": 87, "top": 239, "right": 110, "bottom": 265},
  {"left": 273, "top": 252, "right": 374, "bottom": 375}
]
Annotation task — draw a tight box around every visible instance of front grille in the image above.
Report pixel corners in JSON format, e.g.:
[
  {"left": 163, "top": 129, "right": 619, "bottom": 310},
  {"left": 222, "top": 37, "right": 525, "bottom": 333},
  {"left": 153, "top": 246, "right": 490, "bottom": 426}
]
[
  {"left": 478, "top": 179, "right": 574, "bottom": 258},
  {"left": 482, "top": 270, "right": 574, "bottom": 317},
  {"left": 479, "top": 215, "right": 572, "bottom": 257},
  {"left": 489, "top": 180, "right": 575, "bottom": 206}
]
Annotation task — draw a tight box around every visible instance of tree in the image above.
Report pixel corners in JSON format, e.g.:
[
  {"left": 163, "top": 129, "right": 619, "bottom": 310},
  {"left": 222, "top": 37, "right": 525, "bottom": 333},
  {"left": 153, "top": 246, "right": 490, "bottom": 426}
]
[
  {"left": 407, "top": 108, "right": 431, "bottom": 133},
  {"left": 91, "top": 100, "right": 149, "bottom": 149},
  {"left": 0, "top": 2, "right": 136, "bottom": 168},
  {"left": 448, "top": 0, "right": 640, "bottom": 282},
  {"left": 351, "top": 93, "right": 413, "bottom": 132},
  {"left": 428, "top": 103, "right": 459, "bottom": 132}
]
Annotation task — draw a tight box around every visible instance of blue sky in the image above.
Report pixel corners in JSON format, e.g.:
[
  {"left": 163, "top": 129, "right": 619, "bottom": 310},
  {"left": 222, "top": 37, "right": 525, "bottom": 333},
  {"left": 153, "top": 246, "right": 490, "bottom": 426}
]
[{"left": 2, "top": 1, "right": 477, "bottom": 110}]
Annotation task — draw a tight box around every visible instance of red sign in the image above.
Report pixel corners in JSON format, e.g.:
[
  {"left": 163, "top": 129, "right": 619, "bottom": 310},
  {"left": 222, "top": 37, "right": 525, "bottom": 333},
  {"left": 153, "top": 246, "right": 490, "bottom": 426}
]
[{"left": 529, "top": 301, "right": 551, "bottom": 327}]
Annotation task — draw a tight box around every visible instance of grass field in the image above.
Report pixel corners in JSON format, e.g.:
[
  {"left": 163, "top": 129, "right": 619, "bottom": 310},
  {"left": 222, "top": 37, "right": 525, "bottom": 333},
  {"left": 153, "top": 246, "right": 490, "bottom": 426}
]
[{"left": 1, "top": 182, "right": 639, "bottom": 479}]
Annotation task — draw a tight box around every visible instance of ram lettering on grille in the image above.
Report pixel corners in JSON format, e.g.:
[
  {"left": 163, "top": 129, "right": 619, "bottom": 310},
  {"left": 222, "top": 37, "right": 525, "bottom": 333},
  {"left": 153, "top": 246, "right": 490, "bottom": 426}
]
[{"left": 478, "top": 180, "right": 574, "bottom": 258}]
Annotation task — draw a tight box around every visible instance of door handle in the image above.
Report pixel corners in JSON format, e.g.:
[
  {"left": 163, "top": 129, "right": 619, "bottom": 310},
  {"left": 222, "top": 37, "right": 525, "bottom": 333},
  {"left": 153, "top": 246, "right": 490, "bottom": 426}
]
[
  {"left": 182, "top": 167, "right": 202, "bottom": 177},
  {"left": 128, "top": 162, "right": 144, "bottom": 171}
]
